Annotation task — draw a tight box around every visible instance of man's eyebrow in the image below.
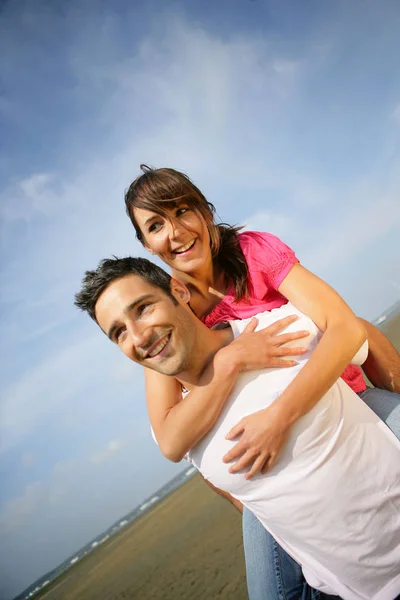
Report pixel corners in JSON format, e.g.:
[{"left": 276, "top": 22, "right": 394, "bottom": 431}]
[{"left": 107, "top": 294, "right": 154, "bottom": 340}]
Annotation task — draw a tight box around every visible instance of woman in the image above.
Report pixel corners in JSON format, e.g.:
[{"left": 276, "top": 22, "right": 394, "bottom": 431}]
[{"left": 124, "top": 165, "right": 400, "bottom": 600}]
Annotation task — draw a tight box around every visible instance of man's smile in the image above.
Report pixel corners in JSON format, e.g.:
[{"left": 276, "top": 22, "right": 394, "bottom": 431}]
[{"left": 143, "top": 332, "right": 172, "bottom": 360}]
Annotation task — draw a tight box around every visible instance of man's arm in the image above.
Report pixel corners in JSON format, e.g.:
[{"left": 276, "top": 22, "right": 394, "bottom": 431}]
[
  {"left": 360, "top": 319, "right": 400, "bottom": 393},
  {"left": 203, "top": 478, "right": 243, "bottom": 513}
]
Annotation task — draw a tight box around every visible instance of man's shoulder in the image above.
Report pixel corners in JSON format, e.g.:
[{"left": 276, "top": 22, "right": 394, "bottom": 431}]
[{"left": 230, "top": 305, "right": 301, "bottom": 337}]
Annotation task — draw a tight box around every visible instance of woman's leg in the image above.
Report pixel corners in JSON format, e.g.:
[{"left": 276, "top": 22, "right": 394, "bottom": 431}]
[
  {"left": 242, "top": 507, "right": 320, "bottom": 600},
  {"left": 358, "top": 387, "right": 400, "bottom": 437}
]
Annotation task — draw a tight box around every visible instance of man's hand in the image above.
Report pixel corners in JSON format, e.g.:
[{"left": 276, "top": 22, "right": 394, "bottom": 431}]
[
  {"left": 222, "top": 404, "right": 290, "bottom": 479},
  {"left": 217, "top": 315, "right": 310, "bottom": 372}
]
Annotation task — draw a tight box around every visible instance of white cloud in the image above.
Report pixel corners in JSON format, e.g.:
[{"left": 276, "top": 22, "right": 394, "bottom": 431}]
[
  {"left": 0, "top": 482, "right": 44, "bottom": 533},
  {"left": 0, "top": 173, "right": 68, "bottom": 222},
  {"left": 90, "top": 439, "right": 127, "bottom": 465},
  {"left": 244, "top": 211, "right": 296, "bottom": 242}
]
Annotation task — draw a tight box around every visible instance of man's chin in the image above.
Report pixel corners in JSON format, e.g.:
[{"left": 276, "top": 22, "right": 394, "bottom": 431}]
[{"left": 144, "top": 359, "right": 182, "bottom": 378}]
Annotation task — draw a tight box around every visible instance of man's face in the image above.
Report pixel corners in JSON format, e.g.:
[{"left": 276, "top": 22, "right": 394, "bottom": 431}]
[{"left": 95, "top": 274, "right": 196, "bottom": 376}]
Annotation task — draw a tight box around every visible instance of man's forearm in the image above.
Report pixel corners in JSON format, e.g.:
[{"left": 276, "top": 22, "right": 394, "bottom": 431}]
[{"left": 360, "top": 319, "right": 400, "bottom": 393}]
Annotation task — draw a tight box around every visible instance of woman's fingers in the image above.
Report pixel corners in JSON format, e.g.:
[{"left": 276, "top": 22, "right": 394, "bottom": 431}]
[
  {"left": 243, "top": 317, "right": 259, "bottom": 333},
  {"left": 274, "top": 345, "right": 308, "bottom": 356},
  {"left": 271, "top": 330, "right": 310, "bottom": 346},
  {"left": 228, "top": 450, "right": 278, "bottom": 477},
  {"left": 222, "top": 437, "right": 246, "bottom": 462},
  {"left": 268, "top": 358, "right": 299, "bottom": 368},
  {"left": 261, "top": 452, "right": 278, "bottom": 474},
  {"left": 228, "top": 449, "right": 258, "bottom": 474},
  {"left": 225, "top": 420, "right": 246, "bottom": 441},
  {"left": 244, "top": 454, "right": 269, "bottom": 480},
  {"left": 262, "top": 314, "right": 299, "bottom": 335}
]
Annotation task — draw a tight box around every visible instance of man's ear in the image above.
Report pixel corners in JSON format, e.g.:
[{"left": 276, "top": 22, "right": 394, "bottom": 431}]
[{"left": 170, "top": 278, "right": 191, "bottom": 304}]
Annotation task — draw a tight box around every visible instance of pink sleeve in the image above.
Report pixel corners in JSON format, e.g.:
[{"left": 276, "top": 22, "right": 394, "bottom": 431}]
[{"left": 239, "top": 231, "right": 299, "bottom": 290}]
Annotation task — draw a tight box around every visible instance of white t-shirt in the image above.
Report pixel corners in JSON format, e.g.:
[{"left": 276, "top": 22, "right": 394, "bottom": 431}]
[{"left": 187, "top": 304, "right": 400, "bottom": 600}]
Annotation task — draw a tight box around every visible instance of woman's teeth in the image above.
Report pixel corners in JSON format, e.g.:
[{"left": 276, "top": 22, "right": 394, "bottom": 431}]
[
  {"left": 148, "top": 336, "right": 169, "bottom": 358},
  {"left": 174, "top": 240, "right": 195, "bottom": 254}
]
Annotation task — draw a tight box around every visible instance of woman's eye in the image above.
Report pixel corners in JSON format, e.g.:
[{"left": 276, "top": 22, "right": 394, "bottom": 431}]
[
  {"left": 148, "top": 222, "right": 162, "bottom": 233},
  {"left": 176, "top": 207, "right": 189, "bottom": 217}
]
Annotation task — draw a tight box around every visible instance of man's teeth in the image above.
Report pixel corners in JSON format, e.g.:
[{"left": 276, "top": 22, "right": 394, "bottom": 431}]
[
  {"left": 175, "top": 240, "right": 195, "bottom": 254},
  {"left": 148, "top": 336, "right": 169, "bottom": 358}
]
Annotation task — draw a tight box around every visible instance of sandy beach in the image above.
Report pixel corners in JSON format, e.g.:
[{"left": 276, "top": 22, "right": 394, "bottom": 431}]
[{"left": 35, "top": 474, "right": 246, "bottom": 600}]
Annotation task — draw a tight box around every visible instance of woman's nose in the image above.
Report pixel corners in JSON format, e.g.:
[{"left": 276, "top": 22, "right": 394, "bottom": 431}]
[{"left": 167, "top": 217, "right": 185, "bottom": 238}]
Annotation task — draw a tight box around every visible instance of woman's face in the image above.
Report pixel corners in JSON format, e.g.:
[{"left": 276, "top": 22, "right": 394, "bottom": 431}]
[{"left": 133, "top": 202, "right": 212, "bottom": 274}]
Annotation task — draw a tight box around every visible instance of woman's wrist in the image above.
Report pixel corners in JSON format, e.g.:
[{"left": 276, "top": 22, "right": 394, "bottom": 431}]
[
  {"left": 214, "top": 345, "right": 242, "bottom": 375},
  {"left": 269, "top": 394, "right": 302, "bottom": 428}
]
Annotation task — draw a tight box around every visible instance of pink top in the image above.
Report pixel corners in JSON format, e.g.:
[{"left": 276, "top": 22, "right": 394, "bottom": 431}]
[{"left": 202, "top": 231, "right": 366, "bottom": 394}]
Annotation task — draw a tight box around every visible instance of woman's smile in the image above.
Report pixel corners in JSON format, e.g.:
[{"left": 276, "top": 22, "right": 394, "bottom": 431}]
[
  {"left": 172, "top": 239, "right": 196, "bottom": 256},
  {"left": 133, "top": 204, "right": 211, "bottom": 274}
]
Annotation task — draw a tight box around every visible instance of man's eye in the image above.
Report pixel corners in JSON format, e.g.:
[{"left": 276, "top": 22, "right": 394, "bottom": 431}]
[
  {"left": 148, "top": 222, "right": 162, "bottom": 233},
  {"left": 115, "top": 327, "right": 126, "bottom": 343},
  {"left": 137, "top": 303, "right": 150, "bottom": 316}
]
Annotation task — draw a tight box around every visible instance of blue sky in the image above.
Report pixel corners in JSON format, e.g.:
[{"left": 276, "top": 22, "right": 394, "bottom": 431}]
[{"left": 1, "top": 0, "right": 400, "bottom": 597}]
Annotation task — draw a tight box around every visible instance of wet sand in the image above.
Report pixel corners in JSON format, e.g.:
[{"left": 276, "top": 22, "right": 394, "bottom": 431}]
[{"left": 35, "top": 313, "right": 400, "bottom": 600}]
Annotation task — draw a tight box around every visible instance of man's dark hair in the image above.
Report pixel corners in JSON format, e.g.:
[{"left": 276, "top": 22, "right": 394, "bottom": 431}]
[{"left": 74, "top": 256, "right": 173, "bottom": 322}]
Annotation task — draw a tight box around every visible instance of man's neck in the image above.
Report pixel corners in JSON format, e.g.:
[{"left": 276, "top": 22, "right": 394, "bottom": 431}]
[{"left": 177, "top": 324, "right": 233, "bottom": 391}]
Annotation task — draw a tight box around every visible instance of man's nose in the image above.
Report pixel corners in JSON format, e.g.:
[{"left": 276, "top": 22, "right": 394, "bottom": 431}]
[{"left": 126, "top": 321, "right": 150, "bottom": 348}]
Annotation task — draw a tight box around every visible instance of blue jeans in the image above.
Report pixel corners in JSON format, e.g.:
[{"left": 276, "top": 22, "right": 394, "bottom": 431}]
[{"left": 242, "top": 387, "right": 400, "bottom": 600}]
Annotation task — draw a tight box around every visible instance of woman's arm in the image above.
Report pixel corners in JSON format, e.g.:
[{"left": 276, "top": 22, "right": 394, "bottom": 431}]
[
  {"left": 145, "top": 360, "right": 240, "bottom": 462},
  {"left": 359, "top": 319, "right": 400, "bottom": 392},
  {"left": 224, "top": 263, "right": 367, "bottom": 477},
  {"left": 146, "top": 316, "right": 310, "bottom": 462}
]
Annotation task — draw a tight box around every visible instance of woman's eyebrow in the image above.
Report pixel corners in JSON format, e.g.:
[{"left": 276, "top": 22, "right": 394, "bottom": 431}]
[{"left": 144, "top": 215, "right": 160, "bottom": 226}]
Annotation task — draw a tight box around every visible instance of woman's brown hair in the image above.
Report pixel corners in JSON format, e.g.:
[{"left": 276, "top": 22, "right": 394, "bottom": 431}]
[{"left": 124, "top": 165, "right": 249, "bottom": 301}]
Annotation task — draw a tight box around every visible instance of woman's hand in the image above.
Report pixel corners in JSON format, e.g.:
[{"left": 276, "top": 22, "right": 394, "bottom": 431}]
[
  {"left": 217, "top": 315, "right": 310, "bottom": 372},
  {"left": 222, "top": 404, "right": 290, "bottom": 479}
]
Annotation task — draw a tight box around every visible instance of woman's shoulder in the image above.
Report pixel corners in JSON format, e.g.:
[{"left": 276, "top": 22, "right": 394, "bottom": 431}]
[
  {"left": 237, "top": 230, "right": 298, "bottom": 269},
  {"left": 238, "top": 230, "right": 283, "bottom": 245}
]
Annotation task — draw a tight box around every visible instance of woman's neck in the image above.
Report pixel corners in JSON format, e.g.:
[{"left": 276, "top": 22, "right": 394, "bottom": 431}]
[
  {"left": 172, "top": 259, "right": 229, "bottom": 296},
  {"left": 172, "top": 262, "right": 231, "bottom": 319}
]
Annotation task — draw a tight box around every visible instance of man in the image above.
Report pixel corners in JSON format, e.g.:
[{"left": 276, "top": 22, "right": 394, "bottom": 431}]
[{"left": 75, "top": 257, "right": 400, "bottom": 600}]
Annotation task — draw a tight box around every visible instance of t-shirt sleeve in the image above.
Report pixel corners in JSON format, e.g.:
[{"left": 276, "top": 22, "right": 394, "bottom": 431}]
[{"left": 240, "top": 231, "right": 299, "bottom": 290}]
